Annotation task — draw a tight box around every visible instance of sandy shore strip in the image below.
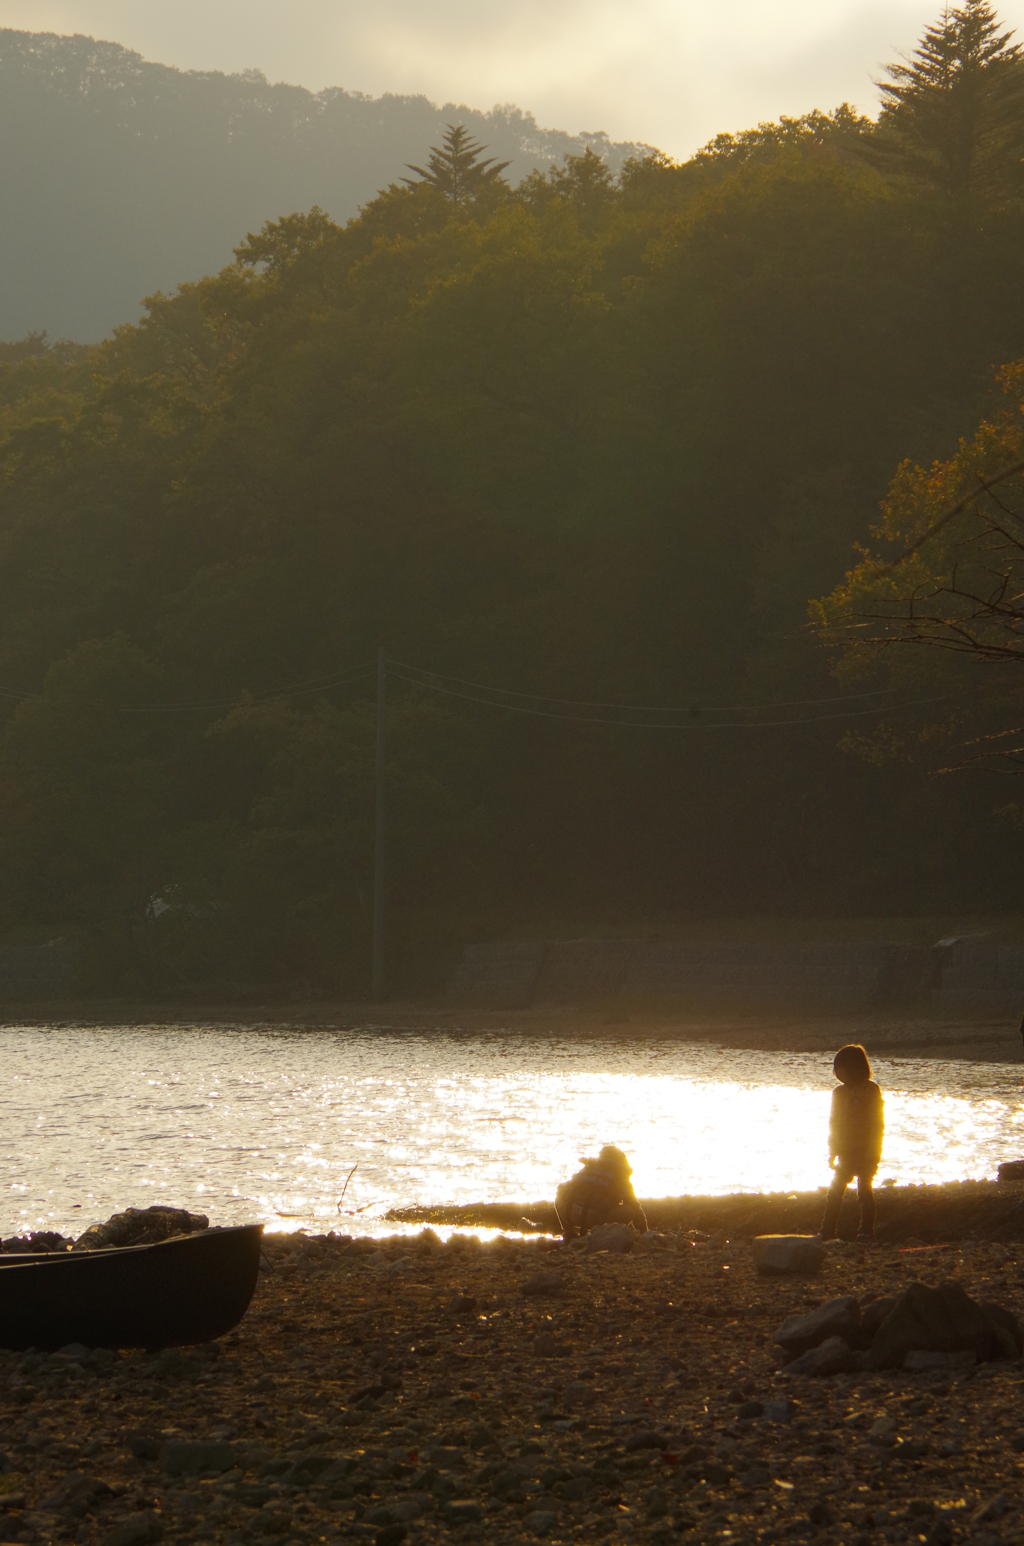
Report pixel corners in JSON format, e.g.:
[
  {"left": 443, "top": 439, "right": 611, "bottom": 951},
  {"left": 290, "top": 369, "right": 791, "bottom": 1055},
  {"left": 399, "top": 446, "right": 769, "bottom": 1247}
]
[
  {"left": 4, "top": 1191, "right": 1024, "bottom": 1546},
  {"left": 389, "top": 1181, "right": 1024, "bottom": 1245}
]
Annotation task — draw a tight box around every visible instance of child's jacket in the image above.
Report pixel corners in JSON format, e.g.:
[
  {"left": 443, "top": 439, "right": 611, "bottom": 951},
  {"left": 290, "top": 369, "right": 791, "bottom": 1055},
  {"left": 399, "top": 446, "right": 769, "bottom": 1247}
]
[
  {"left": 554, "top": 1162, "right": 648, "bottom": 1240},
  {"left": 828, "top": 1079, "right": 884, "bottom": 1173}
]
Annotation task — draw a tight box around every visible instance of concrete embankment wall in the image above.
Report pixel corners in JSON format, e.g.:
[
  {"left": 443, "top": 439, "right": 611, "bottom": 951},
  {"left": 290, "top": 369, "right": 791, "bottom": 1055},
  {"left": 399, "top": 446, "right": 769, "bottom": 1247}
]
[
  {"left": 0, "top": 945, "right": 75, "bottom": 999},
  {"left": 0, "top": 936, "right": 1019, "bottom": 1012},
  {"left": 932, "top": 942, "right": 1024, "bottom": 1012},
  {"left": 449, "top": 938, "right": 1024, "bottom": 1012}
]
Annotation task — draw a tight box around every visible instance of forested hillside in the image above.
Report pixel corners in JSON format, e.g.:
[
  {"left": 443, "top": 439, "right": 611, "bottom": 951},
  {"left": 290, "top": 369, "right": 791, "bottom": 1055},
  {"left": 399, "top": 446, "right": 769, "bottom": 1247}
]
[
  {"left": 1, "top": 2, "right": 1023, "bottom": 996},
  {"left": 0, "top": 28, "right": 650, "bottom": 342}
]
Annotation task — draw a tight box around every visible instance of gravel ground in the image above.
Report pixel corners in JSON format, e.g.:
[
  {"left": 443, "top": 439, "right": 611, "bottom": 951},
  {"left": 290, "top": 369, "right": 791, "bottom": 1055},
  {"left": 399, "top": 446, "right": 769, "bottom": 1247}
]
[{"left": 2, "top": 1225, "right": 1024, "bottom": 1546}]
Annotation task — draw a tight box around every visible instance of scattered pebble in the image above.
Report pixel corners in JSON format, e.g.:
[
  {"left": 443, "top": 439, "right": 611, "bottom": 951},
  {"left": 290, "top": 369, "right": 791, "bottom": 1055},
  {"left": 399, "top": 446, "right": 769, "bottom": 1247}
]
[{"left": 1, "top": 1218, "right": 1023, "bottom": 1546}]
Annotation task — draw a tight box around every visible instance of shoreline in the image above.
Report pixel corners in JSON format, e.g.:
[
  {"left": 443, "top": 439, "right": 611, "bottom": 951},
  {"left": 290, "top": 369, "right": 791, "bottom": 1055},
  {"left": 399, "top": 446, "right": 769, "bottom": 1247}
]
[
  {"left": 8, "top": 1183, "right": 1024, "bottom": 1258},
  {"left": 1, "top": 1001, "right": 1022, "bottom": 1063},
  {"left": 385, "top": 1180, "right": 1024, "bottom": 1245}
]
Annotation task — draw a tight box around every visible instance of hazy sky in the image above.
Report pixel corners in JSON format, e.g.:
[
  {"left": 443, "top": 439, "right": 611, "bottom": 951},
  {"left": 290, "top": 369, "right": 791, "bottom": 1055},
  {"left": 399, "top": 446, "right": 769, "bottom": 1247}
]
[{"left": 4, "top": 1, "right": 1024, "bottom": 157}]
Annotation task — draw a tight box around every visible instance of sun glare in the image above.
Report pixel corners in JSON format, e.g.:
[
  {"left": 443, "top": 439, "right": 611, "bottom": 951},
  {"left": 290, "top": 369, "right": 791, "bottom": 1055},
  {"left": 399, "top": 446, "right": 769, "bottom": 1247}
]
[{"left": 2, "top": 1028, "right": 1021, "bottom": 1238}]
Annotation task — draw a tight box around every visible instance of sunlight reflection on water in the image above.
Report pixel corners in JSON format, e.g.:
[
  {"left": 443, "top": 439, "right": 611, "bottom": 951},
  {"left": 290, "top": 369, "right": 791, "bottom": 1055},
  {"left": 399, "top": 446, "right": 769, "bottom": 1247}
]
[{"left": 1, "top": 1025, "right": 1022, "bottom": 1237}]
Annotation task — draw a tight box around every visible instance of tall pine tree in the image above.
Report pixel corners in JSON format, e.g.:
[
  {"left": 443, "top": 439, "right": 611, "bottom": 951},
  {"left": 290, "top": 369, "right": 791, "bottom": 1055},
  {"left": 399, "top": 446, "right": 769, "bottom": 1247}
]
[
  {"left": 867, "top": 1, "right": 1024, "bottom": 200},
  {"left": 403, "top": 124, "right": 511, "bottom": 211}
]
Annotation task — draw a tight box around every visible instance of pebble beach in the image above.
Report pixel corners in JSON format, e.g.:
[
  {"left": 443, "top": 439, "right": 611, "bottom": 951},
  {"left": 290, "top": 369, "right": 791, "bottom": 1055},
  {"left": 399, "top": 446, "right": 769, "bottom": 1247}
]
[{"left": 4, "top": 1188, "right": 1024, "bottom": 1546}]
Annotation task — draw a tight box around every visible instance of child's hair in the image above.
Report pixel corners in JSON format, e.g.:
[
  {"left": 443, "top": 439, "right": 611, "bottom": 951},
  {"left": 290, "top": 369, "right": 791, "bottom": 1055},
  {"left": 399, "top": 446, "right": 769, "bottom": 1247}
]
[
  {"left": 580, "top": 1145, "right": 631, "bottom": 1175},
  {"left": 833, "top": 1043, "right": 872, "bottom": 1082}
]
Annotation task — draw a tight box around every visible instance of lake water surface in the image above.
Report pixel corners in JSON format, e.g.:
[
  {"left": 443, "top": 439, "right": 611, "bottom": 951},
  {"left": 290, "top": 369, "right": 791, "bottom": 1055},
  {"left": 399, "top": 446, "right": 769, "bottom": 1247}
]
[{"left": 2, "top": 1025, "right": 1022, "bottom": 1239}]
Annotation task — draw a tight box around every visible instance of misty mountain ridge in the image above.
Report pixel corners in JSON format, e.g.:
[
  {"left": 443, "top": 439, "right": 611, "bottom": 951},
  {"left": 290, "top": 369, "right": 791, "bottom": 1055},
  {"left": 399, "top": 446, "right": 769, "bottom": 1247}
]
[{"left": 0, "top": 27, "right": 655, "bottom": 342}]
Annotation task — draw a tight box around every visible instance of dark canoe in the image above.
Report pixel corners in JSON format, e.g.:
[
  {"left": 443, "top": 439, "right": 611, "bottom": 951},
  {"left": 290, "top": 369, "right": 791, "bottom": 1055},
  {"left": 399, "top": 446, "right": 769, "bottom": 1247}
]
[{"left": 0, "top": 1223, "right": 263, "bottom": 1351}]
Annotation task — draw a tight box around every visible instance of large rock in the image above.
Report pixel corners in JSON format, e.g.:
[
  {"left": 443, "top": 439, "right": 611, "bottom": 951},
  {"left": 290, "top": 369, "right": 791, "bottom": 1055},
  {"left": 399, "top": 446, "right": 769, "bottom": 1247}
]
[
  {"left": 490, "top": 1462, "right": 536, "bottom": 1498},
  {"left": 762, "top": 1398, "right": 796, "bottom": 1422},
  {"left": 100, "top": 1513, "right": 163, "bottom": 1546},
  {"left": 775, "top": 1296, "right": 862, "bottom": 1358},
  {"left": 390, "top": 1497, "right": 428, "bottom": 1521},
  {"left": 980, "top": 1301, "right": 1024, "bottom": 1360},
  {"left": 41, "top": 1473, "right": 114, "bottom": 1518},
  {"left": 444, "top": 1501, "right": 483, "bottom": 1524},
  {"left": 784, "top": 1335, "right": 862, "bottom": 1377},
  {"left": 904, "top": 1349, "right": 976, "bottom": 1372},
  {"left": 521, "top": 1271, "right": 565, "bottom": 1296},
  {"left": 278, "top": 1454, "right": 338, "bottom": 1486},
  {"left": 0, "top": 1230, "right": 72, "bottom": 1255},
  {"left": 124, "top": 1431, "right": 161, "bottom": 1461},
  {"left": 861, "top": 1295, "right": 899, "bottom": 1337},
  {"left": 870, "top": 1281, "right": 1019, "bottom": 1370},
  {"left": 623, "top": 1430, "right": 669, "bottom": 1452},
  {"left": 752, "top": 1235, "right": 825, "bottom": 1276},
  {"left": 636, "top": 1231, "right": 667, "bottom": 1252},
  {"left": 159, "top": 1440, "right": 242, "bottom": 1476},
  {"left": 585, "top": 1223, "right": 635, "bottom": 1254},
  {"left": 74, "top": 1206, "right": 209, "bottom": 1252}
]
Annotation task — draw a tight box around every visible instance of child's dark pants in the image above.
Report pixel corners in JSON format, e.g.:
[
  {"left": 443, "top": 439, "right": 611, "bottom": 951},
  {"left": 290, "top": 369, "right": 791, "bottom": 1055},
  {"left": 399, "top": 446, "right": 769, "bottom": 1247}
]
[{"left": 820, "top": 1165, "right": 875, "bottom": 1239}]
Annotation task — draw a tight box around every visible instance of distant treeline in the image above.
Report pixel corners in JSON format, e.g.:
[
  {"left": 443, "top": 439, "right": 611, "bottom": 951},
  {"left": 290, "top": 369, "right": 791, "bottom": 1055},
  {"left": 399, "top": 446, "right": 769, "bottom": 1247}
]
[
  {"left": 1, "top": 2, "right": 1023, "bottom": 996},
  {"left": 0, "top": 28, "right": 652, "bottom": 342}
]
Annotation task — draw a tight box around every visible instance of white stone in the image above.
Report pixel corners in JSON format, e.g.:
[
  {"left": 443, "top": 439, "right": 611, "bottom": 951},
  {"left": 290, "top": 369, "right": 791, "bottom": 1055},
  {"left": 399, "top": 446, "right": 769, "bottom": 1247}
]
[{"left": 751, "top": 1234, "right": 826, "bottom": 1275}]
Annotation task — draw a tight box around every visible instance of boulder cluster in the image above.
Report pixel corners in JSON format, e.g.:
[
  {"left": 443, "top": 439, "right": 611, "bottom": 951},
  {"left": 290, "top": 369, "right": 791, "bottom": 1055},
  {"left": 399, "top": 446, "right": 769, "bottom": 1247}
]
[
  {"left": 775, "top": 1281, "right": 1024, "bottom": 1376},
  {"left": 0, "top": 1207, "right": 209, "bottom": 1255}
]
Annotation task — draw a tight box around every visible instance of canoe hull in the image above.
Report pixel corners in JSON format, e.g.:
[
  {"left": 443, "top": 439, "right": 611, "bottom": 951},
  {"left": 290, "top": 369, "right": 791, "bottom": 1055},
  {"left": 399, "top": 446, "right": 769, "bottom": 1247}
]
[{"left": 0, "top": 1223, "right": 263, "bottom": 1351}]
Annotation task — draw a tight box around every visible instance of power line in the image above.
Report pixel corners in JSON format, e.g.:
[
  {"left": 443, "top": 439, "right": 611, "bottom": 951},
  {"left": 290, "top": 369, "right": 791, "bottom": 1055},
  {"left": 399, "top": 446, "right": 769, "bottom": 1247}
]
[
  {"left": 389, "top": 657, "right": 901, "bottom": 714},
  {"left": 0, "top": 662, "right": 376, "bottom": 714},
  {"left": 120, "top": 663, "right": 377, "bottom": 713},
  {"left": 0, "top": 651, "right": 954, "bottom": 730},
  {"left": 387, "top": 666, "right": 954, "bottom": 729}
]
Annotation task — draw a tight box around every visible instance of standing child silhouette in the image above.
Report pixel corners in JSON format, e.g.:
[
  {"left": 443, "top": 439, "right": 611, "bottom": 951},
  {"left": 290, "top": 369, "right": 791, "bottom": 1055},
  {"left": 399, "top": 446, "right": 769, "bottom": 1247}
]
[{"left": 818, "top": 1043, "right": 884, "bottom": 1243}]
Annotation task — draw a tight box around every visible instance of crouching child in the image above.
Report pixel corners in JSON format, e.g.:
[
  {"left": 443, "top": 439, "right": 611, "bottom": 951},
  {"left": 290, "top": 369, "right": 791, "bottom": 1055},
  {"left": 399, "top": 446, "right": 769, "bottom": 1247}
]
[{"left": 554, "top": 1145, "right": 648, "bottom": 1241}]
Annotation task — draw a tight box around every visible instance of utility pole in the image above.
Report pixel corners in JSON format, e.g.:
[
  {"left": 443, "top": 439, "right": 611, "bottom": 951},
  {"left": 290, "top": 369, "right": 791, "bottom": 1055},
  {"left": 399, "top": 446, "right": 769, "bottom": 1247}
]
[{"left": 372, "top": 646, "right": 386, "bottom": 1000}]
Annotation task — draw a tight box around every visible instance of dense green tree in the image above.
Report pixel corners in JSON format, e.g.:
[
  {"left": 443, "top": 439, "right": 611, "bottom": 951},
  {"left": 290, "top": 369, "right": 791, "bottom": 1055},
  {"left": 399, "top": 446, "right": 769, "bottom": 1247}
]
[
  {"left": 402, "top": 123, "right": 511, "bottom": 212},
  {"left": 813, "top": 359, "right": 1024, "bottom": 771},
  {"left": 0, "top": 29, "right": 651, "bottom": 339},
  {"left": 4, "top": 13, "right": 1024, "bottom": 992},
  {"left": 0, "top": 637, "right": 172, "bottom": 980},
  {"left": 695, "top": 105, "right": 871, "bottom": 172},
  {"left": 233, "top": 208, "right": 337, "bottom": 274},
  {"left": 518, "top": 146, "right": 616, "bottom": 227},
  {"left": 866, "top": 0, "right": 1024, "bottom": 199}
]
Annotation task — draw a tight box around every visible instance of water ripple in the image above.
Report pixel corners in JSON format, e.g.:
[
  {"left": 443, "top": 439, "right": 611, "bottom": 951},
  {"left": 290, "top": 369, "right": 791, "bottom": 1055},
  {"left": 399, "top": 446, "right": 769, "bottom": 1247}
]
[{"left": 0, "top": 1025, "right": 1021, "bottom": 1237}]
